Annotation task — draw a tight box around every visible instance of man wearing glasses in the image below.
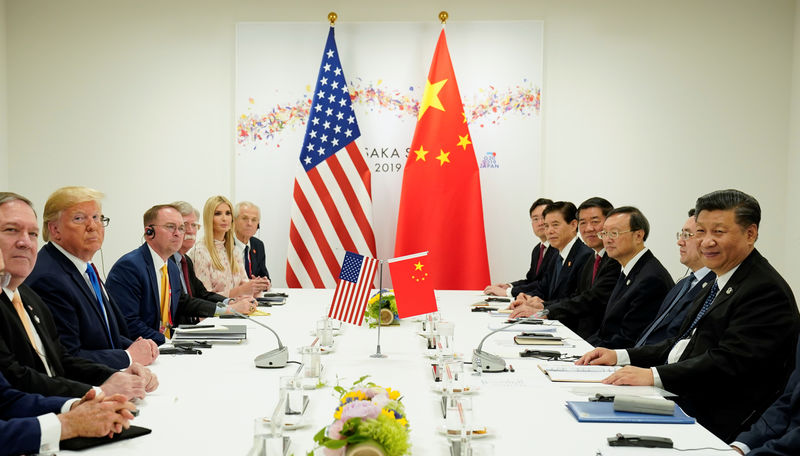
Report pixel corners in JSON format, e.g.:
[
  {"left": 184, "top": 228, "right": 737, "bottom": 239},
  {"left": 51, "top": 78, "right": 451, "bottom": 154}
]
[
  {"left": 27, "top": 187, "right": 159, "bottom": 370},
  {"left": 585, "top": 206, "right": 674, "bottom": 349},
  {"left": 633, "top": 208, "right": 715, "bottom": 347},
  {"left": 106, "top": 204, "right": 219, "bottom": 345}
]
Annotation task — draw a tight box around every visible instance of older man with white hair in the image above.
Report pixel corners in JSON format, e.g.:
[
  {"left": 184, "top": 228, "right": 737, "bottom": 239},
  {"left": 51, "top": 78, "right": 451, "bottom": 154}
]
[{"left": 234, "top": 201, "right": 271, "bottom": 287}]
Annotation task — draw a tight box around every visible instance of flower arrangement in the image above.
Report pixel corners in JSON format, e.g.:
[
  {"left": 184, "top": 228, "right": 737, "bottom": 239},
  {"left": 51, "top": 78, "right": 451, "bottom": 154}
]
[
  {"left": 364, "top": 289, "right": 399, "bottom": 327},
  {"left": 310, "top": 376, "right": 411, "bottom": 456}
]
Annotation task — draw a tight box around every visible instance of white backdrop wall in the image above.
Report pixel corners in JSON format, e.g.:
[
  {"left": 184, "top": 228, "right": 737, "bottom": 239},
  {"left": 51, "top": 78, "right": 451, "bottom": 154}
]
[
  {"left": 0, "top": 0, "right": 8, "bottom": 190},
  {"left": 4, "top": 0, "right": 798, "bottom": 294}
]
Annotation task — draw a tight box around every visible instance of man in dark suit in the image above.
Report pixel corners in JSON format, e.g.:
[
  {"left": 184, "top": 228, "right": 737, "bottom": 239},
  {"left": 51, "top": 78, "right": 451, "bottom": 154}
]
[
  {"left": 0, "top": 193, "right": 155, "bottom": 399},
  {"left": 234, "top": 201, "right": 272, "bottom": 285},
  {"left": 578, "top": 189, "right": 800, "bottom": 441},
  {"left": 106, "top": 204, "right": 224, "bottom": 345},
  {"left": 0, "top": 370, "right": 135, "bottom": 456},
  {"left": 634, "top": 208, "right": 714, "bottom": 347},
  {"left": 731, "top": 336, "right": 800, "bottom": 455},
  {"left": 510, "top": 197, "right": 621, "bottom": 339},
  {"left": 25, "top": 186, "right": 158, "bottom": 370},
  {"left": 485, "top": 198, "right": 558, "bottom": 297},
  {"left": 509, "top": 201, "right": 593, "bottom": 303},
  {"left": 585, "top": 206, "right": 674, "bottom": 349}
]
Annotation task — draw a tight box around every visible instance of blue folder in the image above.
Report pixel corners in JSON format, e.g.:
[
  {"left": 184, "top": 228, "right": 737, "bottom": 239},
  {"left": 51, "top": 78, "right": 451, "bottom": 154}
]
[{"left": 566, "top": 401, "right": 695, "bottom": 424}]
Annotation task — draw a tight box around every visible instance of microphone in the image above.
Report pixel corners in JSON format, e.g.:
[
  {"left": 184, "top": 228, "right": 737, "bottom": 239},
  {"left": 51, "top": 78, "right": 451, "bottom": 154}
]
[
  {"left": 215, "top": 301, "right": 288, "bottom": 368},
  {"left": 473, "top": 317, "right": 543, "bottom": 373}
]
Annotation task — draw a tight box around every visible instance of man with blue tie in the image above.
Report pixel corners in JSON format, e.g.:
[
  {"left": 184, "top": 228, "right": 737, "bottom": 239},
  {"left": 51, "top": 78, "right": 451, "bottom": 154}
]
[
  {"left": 26, "top": 187, "right": 158, "bottom": 369},
  {"left": 578, "top": 190, "right": 800, "bottom": 441},
  {"left": 634, "top": 209, "right": 715, "bottom": 347}
]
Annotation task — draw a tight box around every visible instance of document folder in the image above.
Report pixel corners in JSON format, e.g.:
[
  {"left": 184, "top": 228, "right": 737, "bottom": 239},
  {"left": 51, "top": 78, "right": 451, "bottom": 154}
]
[{"left": 565, "top": 401, "right": 695, "bottom": 424}]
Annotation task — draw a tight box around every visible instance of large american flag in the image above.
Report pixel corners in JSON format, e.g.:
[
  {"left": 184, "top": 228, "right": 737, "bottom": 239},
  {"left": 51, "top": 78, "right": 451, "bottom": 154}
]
[
  {"left": 328, "top": 251, "right": 378, "bottom": 325},
  {"left": 286, "top": 26, "right": 377, "bottom": 288}
]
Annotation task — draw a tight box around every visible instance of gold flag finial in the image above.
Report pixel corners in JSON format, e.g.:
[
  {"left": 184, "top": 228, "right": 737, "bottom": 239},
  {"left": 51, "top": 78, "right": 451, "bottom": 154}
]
[
  {"left": 328, "top": 12, "right": 338, "bottom": 26},
  {"left": 439, "top": 11, "right": 448, "bottom": 24}
]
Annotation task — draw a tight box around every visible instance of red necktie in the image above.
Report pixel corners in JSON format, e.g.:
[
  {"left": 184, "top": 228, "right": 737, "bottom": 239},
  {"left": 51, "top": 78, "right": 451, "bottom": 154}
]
[
  {"left": 535, "top": 244, "right": 546, "bottom": 274},
  {"left": 591, "top": 253, "right": 602, "bottom": 283},
  {"left": 180, "top": 256, "right": 192, "bottom": 297}
]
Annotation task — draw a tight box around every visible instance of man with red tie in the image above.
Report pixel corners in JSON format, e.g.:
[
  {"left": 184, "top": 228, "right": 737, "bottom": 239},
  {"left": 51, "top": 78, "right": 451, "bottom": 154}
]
[
  {"left": 233, "top": 201, "right": 271, "bottom": 289},
  {"left": 484, "top": 198, "right": 557, "bottom": 297},
  {"left": 510, "top": 197, "right": 621, "bottom": 339}
]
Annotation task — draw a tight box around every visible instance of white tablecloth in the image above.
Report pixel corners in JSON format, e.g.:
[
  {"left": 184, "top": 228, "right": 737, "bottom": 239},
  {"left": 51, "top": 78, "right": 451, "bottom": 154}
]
[{"left": 66, "top": 289, "right": 733, "bottom": 455}]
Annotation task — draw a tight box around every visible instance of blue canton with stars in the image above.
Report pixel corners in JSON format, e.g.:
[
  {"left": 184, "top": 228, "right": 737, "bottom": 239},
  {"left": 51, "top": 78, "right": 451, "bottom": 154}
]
[
  {"left": 339, "top": 251, "right": 364, "bottom": 283},
  {"left": 300, "top": 27, "right": 361, "bottom": 172}
]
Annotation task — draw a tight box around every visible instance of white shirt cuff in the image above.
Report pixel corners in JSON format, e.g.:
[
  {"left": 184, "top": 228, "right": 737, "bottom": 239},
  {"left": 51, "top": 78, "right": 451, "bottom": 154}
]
[
  {"left": 615, "top": 349, "right": 631, "bottom": 365},
  {"left": 60, "top": 398, "right": 80, "bottom": 414},
  {"left": 124, "top": 349, "right": 133, "bottom": 367},
  {"left": 652, "top": 367, "right": 663, "bottom": 388},
  {"left": 214, "top": 298, "right": 232, "bottom": 316},
  {"left": 37, "top": 413, "right": 61, "bottom": 454},
  {"left": 731, "top": 441, "right": 750, "bottom": 454},
  {"left": 505, "top": 287, "right": 513, "bottom": 297}
]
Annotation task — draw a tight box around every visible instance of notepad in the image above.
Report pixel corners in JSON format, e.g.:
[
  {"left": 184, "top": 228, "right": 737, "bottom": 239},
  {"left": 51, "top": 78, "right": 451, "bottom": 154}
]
[
  {"left": 538, "top": 362, "right": 619, "bottom": 382},
  {"left": 565, "top": 401, "right": 695, "bottom": 424},
  {"left": 173, "top": 324, "right": 247, "bottom": 341},
  {"left": 513, "top": 334, "right": 564, "bottom": 345}
]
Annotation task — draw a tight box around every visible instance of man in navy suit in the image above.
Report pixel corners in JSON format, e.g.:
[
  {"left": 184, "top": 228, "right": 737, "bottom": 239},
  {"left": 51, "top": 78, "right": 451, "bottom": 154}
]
[
  {"left": 509, "top": 201, "right": 593, "bottom": 305},
  {"left": 731, "top": 336, "right": 800, "bottom": 455},
  {"left": 509, "top": 197, "right": 621, "bottom": 339},
  {"left": 26, "top": 186, "right": 158, "bottom": 369},
  {"left": 484, "top": 198, "right": 558, "bottom": 297},
  {"left": 634, "top": 208, "right": 714, "bottom": 347},
  {"left": 585, "top": 206, "right": 674, "bottom": 349},
  {"left": 107, "top": 204, "right": 241, "bottom": 345},
  {"left": 234, "top": 201, "right": 272, "bottom": 287},
  {"left": 0, "top": 370, "right": 135, "bottom": 456},
  {"left": 579, "top": 190, "right": 800, "bottom": 441},
  {"left": 0, "top": 193, "right": 156, "bottom": 400}
]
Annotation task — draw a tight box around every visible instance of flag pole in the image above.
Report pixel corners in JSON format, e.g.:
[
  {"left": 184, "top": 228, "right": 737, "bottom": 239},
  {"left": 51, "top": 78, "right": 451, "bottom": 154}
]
[
  {"left": 328, "top": 11, "right": 337, "bottom": 26},
  {"left": 370, "top": 261, "right": 387, "bottom": 359}
]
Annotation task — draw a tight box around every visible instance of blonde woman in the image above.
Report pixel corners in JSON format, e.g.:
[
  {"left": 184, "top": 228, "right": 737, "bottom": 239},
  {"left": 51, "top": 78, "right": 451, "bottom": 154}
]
[{"left": 189, "top": 196, "right": 269, "bottom": 297}]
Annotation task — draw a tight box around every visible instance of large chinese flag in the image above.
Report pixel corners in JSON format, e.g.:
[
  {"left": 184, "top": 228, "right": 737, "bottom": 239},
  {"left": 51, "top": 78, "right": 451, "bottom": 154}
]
[{"left": 394, "top": 28, "right": 490, "bottom": 290}]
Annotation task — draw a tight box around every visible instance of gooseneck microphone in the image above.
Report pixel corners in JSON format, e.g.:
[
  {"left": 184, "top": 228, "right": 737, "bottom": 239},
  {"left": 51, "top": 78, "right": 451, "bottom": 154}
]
[
  {"left": 215, "top": 302, "right": 288, "bottom": 368},
  {"left": 473, "top": 316, "right": 542, "bottom": 373}
]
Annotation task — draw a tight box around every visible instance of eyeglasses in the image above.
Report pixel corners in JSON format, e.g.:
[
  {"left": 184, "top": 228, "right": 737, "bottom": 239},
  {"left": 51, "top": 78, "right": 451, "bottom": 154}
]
[
  {"left": 154, "top": 223, "right": 186, "bottom": 234},
  {"left": 676, "top": 231, "right": 695, "bottom": 241},
  {"left": 71, "top": 214, "right": 110, "bottom": 227},
  {"left": 184, "top": 222, "right": 201, "bottom": 230},
  {"left": 597, "top": 230, "right": 631, "bottom": 240}
]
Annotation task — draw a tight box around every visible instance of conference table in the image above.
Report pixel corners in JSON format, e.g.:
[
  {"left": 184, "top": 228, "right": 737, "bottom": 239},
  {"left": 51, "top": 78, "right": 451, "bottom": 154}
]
[{"left": 66, "top": 289, "right": 736, "bottom": 455}]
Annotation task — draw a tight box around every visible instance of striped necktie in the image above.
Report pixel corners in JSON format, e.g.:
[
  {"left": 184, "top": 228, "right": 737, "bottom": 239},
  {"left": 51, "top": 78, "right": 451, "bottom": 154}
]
[
  {"left": 675, "top": 281, "right": 719, "bottom": 343},
  {"left": 160, "top": 264, "right": 172, "bottom": 338}
]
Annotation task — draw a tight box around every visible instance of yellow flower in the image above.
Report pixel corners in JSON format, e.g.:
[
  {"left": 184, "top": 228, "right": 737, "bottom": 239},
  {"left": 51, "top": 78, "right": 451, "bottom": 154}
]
[
  {"left": 340, "top": 390, "right": 367, "bottom": 405},
  {"left": 385, "top": 388, "right": 401, "bottom": 400},
  {"left": 333, "top": 405, "right": 343, "bottom": 420}
]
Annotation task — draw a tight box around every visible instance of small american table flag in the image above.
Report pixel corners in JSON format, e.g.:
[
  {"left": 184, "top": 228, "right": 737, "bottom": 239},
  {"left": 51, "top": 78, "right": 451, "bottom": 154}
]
[{"left": 328, "top": 251, "right": 378, "bottom": 325}]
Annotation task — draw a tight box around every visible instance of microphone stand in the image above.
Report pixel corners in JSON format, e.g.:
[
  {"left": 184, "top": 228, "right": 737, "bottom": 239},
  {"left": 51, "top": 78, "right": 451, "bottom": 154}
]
[
  {"left": 473, "top": 316, "right": 542, "bottom": 372},
  {"left": 370, "top": 261, "right": 387, "bottom": 359},
  {"left": 215, "top": 302, "right": 289, "bottom": 368}
]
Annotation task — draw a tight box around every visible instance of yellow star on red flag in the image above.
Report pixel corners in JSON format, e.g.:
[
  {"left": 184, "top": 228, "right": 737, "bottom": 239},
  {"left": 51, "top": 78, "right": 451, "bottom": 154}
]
[
  {"left": 418, "top": 78, "right": 447, "bottom": 120},
  {"left": 457, "top": 134, "right": 471, "bottom": 150}
]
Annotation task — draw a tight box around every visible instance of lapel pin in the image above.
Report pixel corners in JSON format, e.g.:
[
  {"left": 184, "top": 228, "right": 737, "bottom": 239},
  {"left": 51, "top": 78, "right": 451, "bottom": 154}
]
[
  {"left": 702, "top": 282, "right": 707, "bottom": 288},
  {"left": 567, "top": 261, "right": 572, "bottom": 267},
  {"left": 34, "top": 315, "right": 40, "bottom": 324},
  {"left": 726, "top": 287, "right": 732, "bottom": 295},
  {"left": 626, "top": 279, "right": 631, "bottom": 286}
]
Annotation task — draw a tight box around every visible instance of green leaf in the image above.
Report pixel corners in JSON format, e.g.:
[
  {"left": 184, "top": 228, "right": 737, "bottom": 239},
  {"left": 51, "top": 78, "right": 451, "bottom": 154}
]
[{"left": 353, "top": 375, "right": 370, "bottom": 385}]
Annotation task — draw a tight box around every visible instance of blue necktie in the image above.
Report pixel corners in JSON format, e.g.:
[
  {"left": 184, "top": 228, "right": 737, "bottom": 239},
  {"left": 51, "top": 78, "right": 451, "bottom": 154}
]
[
  {"left": 675, "top": 280, "right": 719, "bottom": 342},
  {"left": 85, "top": 264, "right": 115, "bottom": 348},
  {"left": 635, "top": 275, "right": 695, "bottom": 347}
]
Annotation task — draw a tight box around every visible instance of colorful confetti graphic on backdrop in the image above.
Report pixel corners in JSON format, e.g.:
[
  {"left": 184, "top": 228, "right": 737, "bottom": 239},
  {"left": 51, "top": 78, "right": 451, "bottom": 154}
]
[{"left": 237, "top": 79, "right": 541, "bottom": 150}]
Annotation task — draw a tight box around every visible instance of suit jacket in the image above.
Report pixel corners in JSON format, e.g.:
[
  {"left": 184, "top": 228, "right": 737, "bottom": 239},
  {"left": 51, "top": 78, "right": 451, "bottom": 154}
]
[
  {"left": 736, "top": 336, "right": 800, "bottom": 455},
  {"left": 528, "top": 237, "right": 593, "bottom": 301},
  {"left": 546, "top": 251, "right": 621, "bottom": 339},
  {"left": 510, "top": 243, "right": 558, "bottom": 297},
  {"left": 0, "top": 286, "right": 116, "bottom": 398},
  {"left": 180, "top": 254, "right": 226, "bottom": 302},
  {"left": 628, "top": 249, "right": 800, "bottom": 441},
  {"left": 586, "top": 249, "right": 674, "bottom": 349},
  {"left": 635, "top": 269, "right": 716, "bottom": 347},
  {"left": 0, "top": 371, "right": 68, "bottom": 456},
  {"left": 25, "top": 242, "right": 134, "bottom": 369},
  {"left": 246, "top": 236, "right": 270, "bottom": 280},
  {"left": 106, "top": 244, "right": 216, "bottom": 345}
]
